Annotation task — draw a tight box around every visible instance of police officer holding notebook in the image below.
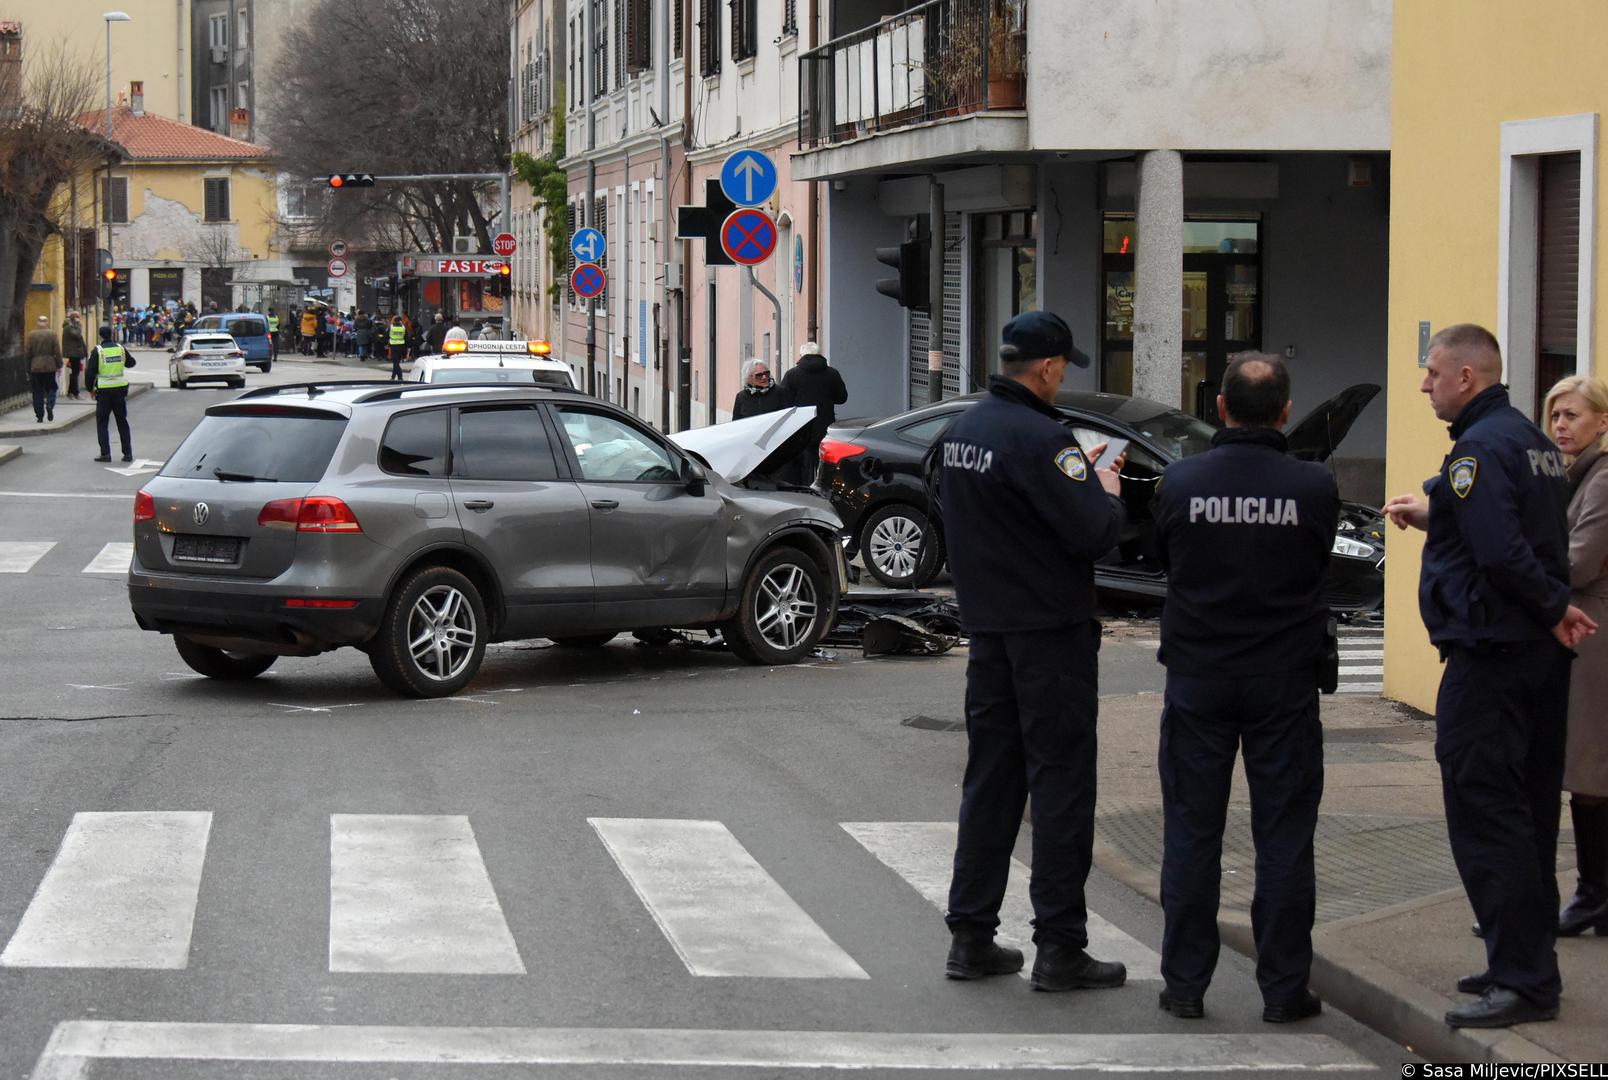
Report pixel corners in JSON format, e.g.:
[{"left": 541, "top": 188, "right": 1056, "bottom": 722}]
[
  {"left": 1151, "top": 353, "right": 1339, "bottom": 1023},
  {"left": 938, "top": 311, "right": 1129, "bottom": 991}
]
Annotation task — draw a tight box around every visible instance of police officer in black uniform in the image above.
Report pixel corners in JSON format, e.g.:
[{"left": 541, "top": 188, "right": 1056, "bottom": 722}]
[
  {"left": 1385, "top": 323, "right": 1596, "bottom": 1029},
  {"left": 1152, "top": 353, "right": 1339, "bottom": 1023},
  {"left": 939, "top": 311, "right": 1129, "bottom": 991}
]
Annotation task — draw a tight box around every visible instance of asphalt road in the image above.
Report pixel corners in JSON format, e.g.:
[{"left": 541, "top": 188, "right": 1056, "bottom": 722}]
[{"left": 0, "top": 363, "right": 1411, "bottom": 1077}]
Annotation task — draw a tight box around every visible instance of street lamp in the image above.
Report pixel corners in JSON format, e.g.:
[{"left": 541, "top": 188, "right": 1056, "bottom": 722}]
[{"left": 102, "top": 11, "right": 130, "bottom": 334}]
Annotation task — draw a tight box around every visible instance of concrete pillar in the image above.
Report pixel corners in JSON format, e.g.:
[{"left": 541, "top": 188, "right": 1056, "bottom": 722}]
[{"left": 1133, "top": 149, "right": 1183, "bottom": 407}]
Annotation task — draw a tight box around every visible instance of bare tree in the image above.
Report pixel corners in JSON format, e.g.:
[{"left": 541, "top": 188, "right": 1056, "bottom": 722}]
[
  {"left": 191, "top": 223, "right": 239, "bottom": 270},
  {"left": 0, "top": 37, "right": 111, "bottom": 353},
  {"left": 263, "top": 0, "right": 509, "bottom": 255}
]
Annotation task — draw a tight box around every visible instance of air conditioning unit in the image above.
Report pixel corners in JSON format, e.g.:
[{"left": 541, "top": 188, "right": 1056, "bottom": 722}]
[
  {"left": 451, "top": 235, "right": 477, "bottom": 254},
  {"left": 210, "top": 45, "right": 227, "bottom": 64}
]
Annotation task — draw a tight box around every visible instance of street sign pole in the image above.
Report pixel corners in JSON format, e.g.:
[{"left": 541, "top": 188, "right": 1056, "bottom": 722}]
[{"left": 928, "top": 179, "right": 945, "bottom": 405}]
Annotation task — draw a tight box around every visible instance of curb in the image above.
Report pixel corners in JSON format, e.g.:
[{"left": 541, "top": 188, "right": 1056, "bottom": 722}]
[
  {"left": 1090, "top": 835, "right": 1560, "bottom": 1064},
  {"left": 0, "top": 444, "right": 19, "bottom": 467},
  {"left": 0, "top": 382, "right": 153, "bottom": 439}
]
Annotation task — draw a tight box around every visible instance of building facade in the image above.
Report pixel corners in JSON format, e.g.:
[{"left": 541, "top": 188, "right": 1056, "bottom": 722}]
[
  {"left": 794, "top": 0, "right": 1392, "bottom": 498},
  {"left": 1382, "top": 0, "right": 1605, "bottom": 711},
  {"left": 509, "top": 0, "right": 565, "bottom": 346},
  {"left": 2, "top": 1, "right": 190, "bottom": 121}
]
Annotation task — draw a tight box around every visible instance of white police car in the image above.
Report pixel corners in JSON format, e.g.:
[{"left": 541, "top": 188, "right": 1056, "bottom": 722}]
[
  {"left": 411, "top": 335, "right": 577, "bottom": 389},
  {"left": 167, "top": 332, "right": 248, "bottom": 389}
]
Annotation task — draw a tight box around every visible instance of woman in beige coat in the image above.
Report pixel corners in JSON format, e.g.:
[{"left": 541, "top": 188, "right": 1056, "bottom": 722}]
[{"left": 1545, "top": 374, "right": 1608, "bottom": 937}]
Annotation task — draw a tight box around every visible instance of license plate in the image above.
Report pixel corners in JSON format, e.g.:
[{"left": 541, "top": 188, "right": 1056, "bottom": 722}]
[{"left": 172, "top": 535, "right": 242, "bottom": 563}]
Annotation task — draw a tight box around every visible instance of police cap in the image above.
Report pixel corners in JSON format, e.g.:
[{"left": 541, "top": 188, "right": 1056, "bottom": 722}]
[{"left": 1000, "top": 311, "right": 1085, "bottom": 367}]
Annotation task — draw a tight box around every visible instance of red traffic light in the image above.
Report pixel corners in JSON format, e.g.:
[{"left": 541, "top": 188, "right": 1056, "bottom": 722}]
[
  {"left": 326, "top": 173, "right": 375, "bottom": 189},
  {"left": 498, "top": 264, "right": 511, "bottom": 277},
  {"left": 327, "top": 174, "right": 343, "bottom": 188},
  {"left": 103, "top": 268, "right": 117, "bottom": 281}
]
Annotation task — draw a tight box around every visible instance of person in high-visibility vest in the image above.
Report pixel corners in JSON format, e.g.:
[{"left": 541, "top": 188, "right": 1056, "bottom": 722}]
[
  {"left": 267, "top": 310, "right": 280, "bottom": 359},
  {"left": 86, "top": 324, "right": 136, "bottom": 463},
  {"left": 387, "top": 316, "right": 408, "bottom": 382}
]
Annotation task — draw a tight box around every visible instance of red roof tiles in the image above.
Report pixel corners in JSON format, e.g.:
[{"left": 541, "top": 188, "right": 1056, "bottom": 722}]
[{"left": 79, "top": 107, "right": 271, "bottom": 162}]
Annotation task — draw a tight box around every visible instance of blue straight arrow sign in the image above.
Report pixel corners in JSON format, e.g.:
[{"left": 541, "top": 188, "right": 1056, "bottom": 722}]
[{"left": 719, "top": 149, "right": 778, "bottom": 208}]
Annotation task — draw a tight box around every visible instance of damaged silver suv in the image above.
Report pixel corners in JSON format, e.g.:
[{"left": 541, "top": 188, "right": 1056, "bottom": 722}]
[{"left": 129, "top": 382, "right": 844, "bottom": 697}]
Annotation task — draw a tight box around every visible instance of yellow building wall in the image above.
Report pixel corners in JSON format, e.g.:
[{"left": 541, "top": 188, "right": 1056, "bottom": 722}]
[
  {"left": 2, "top": 1, "right": 190, "bottom": 121},
  {"left": 124, "top": 161, "right": 280, "bottom": 262},
  {"left": 1385, "top": 0, "right": 1608, "bottom": 711}
]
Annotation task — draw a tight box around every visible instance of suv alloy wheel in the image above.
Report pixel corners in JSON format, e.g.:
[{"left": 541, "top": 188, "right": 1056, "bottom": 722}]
[
  {"left": 369, "top": 565, "right": 488, "bottom": 698},
  {"left": 723, "top": 546, "right": 831, "bottom": 665}
]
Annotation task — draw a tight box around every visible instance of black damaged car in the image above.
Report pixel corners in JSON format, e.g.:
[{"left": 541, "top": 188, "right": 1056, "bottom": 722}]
[{"left": 815, "top": 385, "right": 1386, "bottom": 613}]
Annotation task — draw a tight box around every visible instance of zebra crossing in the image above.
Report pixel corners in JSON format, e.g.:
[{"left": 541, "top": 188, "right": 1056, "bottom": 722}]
[
  {"left": 1, "top": 811, "right": 1161, "bottom": 980},
  {"left": 6, "top": 812, "right": 1382, "bottom": 1076},
  {"left": 0, "top": 540, "right": 131, "bottom": 576},
  {"left": 1117, "top": 624, "right": 1386, "bottom": 694}
]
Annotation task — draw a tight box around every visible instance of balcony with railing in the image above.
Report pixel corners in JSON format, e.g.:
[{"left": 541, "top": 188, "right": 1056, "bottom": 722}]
[{"left": 797, "top": 0, "right": 1026, "bottom": 173}]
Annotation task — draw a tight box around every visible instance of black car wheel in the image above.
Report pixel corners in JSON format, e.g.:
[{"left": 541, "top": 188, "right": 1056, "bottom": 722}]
[
  {"left": 724, "top": 546, "right": 830, "bottom": 665},
  {"left": 173, "top": 635, "right": 277, "bottom": 680},
  {"left": 257, "top": 359, "right": 272, "bottom": 373},
  {"left": 859, "top": 503, "right": 943, "bottom": 589},
  {"left": 549, "top": 633, "right": 617, "bottom": 648},
  {"left": 369, "top": 565, "right": 487, "bottom": 698}
]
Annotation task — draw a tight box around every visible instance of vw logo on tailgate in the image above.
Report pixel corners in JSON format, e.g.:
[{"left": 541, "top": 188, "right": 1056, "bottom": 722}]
[{"left": 192, "top": 502, "right": 210, "bottom": 527}]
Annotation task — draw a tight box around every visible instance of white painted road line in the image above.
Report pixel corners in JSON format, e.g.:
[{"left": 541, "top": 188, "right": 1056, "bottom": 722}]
[
  {"left": 1336, "top": 682, "right": 1383, "bottom": 694},
  {"left": 841, "top": 821, "right": 1162, "bottom": 982},
  {"left": 590, "top": 817, "right": 868, "bottom": 979},
  {"left": 1, "top": 812, "right": 211, "bottom": 969},
  {"left": 0, "top": 541, "right": 55, "bottom": 573},
  {"left": 328, "top": 814, "right": 525, "bottom": 974},
  {"left": 1337, "top": 666, "right": 1383, "bottom": 676},
  {"left": 29, "top": 1021, "right": 1376, "bottom": 1074},
  {"left": 1339, "top": 650, "right": 1384, "bottom": 659},
  {"left": 81, "top": 542, "right": 133, "bottom": 574},
  {"left": 0, "top": 490, "right": 130, "bottom": 500}
]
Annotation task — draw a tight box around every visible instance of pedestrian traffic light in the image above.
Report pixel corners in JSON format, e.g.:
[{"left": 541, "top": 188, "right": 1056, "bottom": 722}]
[
  {"left": 326, "top": 173, "right": 376, "bottom": 189},
  {"left": 875, "top": 239, "right": 929, "bottom": 312}
]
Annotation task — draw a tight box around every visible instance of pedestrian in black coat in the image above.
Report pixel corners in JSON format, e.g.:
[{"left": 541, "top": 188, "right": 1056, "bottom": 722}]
[
  {"left": 731, "top": 358, "right": 791, "bottom": 420},
  {"left": 780, "top": 343, "right": 847, "bottom": 483}
]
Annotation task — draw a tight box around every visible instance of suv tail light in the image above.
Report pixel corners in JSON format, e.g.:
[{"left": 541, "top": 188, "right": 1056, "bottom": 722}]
[
  {"left": 134, "top": 490, "right": 155, "bottom": 522},
  {"left": 257, "top": 497, "right": 363, "bottom": 533},
  {"left": 819, "top": 439, "right": 867, "bottom": 465}
]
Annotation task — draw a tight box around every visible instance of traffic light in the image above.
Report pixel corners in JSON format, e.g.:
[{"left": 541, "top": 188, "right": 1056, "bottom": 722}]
[
  {"left": 99, "top": 267, "right": 117, "bottom": 299},
  {"left": 487, "top": 263, "right": 511, "bottom": 298},
  {"left": 875, "top": 238, "right": 929, "bottom": 312},
  {"left": 326, "top": 173, "right": 376, "bottom": 189}
]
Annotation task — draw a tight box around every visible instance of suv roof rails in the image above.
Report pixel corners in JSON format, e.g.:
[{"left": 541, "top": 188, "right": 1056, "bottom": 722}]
[
  {"left": 237, "top": 380, "right": 396, "bottom": 400},
  {"left": 353, "top": 382, "right": 580, "bottom": 404}
]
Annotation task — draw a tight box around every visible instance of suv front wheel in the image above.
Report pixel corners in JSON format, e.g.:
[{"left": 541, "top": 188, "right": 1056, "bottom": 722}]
[
  {"left": 723, "top": 546, "right": 831, "bottom": 665},
  {"left": 370, "top": 565, "right": 488, "bottom": 697}
]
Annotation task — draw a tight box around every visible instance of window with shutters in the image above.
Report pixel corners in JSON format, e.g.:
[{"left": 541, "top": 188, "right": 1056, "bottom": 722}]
[
  {"left": 591, "top": 0, "right": 608, "bottom": 100},
  {"left": 204, "top": 177, "right": 231, "bottom": 222},
  {"left": 100, "top": 176, "right": 128, "bottom": 224},
  {"left": 627, "top": 0, "right": 651, "bottom": 73},
  {"left": 730, "top": 0, "right": 755, "bottom": 62},
  {"left": 698, "top": 0, "right": 720, "bottom": 77},
  {"left": 614, "top": 0, "right": 624, "bottom": 89},
  {"left": 673, "top": 0, "right": 683, "bottom": 58},
  {"left": 1536, "top": 152, "right": 1581, "bottom": 415},
  {"left": 781, "top": 0, "right": 797, "bottom": 36}
]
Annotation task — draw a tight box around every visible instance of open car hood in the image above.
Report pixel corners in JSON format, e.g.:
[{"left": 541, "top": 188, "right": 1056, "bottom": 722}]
[
  {"left": 1285, "top": 383, "right": 1381, "bottom": 462},
  {"left": 669, "top": 407, "right": 815, "bottom": 484}
]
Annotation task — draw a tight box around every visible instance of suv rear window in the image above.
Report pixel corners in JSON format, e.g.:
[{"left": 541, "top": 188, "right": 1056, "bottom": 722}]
[
  {"left": 226, "top": 318, "right": 267, "bottom": 337},
  {"left": 160, "top": 411, "right": 348, "bottom": 483}
]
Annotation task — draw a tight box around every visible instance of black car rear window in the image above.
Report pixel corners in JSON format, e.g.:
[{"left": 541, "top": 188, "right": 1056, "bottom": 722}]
[
  {"left": 160, "top": 411, "right": 347, "bottom": 483},
  {"left": 226, "top": 318, "right": 267, "bottom": 337}
]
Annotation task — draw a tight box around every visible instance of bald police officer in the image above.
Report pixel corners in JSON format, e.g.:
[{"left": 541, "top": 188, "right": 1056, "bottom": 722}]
[
  {"left": 1152, "top": 354, "right": 1339, "bottom": 1023},
  {"left": 1385, "top": 324, "right": 1596, "bottom": 1028},
  {"left": 939, "top": 311, "right": 1129, "bottom": 991}
]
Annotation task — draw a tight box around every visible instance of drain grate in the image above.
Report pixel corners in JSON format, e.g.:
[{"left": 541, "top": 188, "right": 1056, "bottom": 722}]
[{"left": 902, "top": 715, "right": 966, "bottom": 732}]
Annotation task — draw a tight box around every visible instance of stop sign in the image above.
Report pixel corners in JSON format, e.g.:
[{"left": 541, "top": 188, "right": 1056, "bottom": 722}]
[{"left": 492, "top": 232, "right": 518, "bottom": 257}]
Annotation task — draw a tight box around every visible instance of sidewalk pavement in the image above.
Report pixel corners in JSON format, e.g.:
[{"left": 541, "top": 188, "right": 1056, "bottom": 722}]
[
  {"left": 0, "top": 380, "right": 153, "bottom": 440},
  {"left": 1090, "top": 666, "right": 1606, "bottom": 1064}
]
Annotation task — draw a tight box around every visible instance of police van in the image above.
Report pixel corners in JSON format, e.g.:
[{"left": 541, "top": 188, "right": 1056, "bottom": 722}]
[{"left": 411, "top": 339, "right": 577, "bottom": 390}]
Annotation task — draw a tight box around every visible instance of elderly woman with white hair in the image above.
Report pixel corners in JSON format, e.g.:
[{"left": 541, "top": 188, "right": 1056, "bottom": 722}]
[
  {"left": 731, "top": 357, "right": 791, "bottom": 421},
  {"left": 1545, "top": 372, "right": 1608, "bottom": 937}
]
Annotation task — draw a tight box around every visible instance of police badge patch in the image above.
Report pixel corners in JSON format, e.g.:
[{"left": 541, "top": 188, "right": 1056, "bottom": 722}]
[
  {"left": 1449, "top": 456, "right": 1477, "bottom": 499},
  {"left": 1055, "top": 446, "right": 1088, "bottom": 481}
]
